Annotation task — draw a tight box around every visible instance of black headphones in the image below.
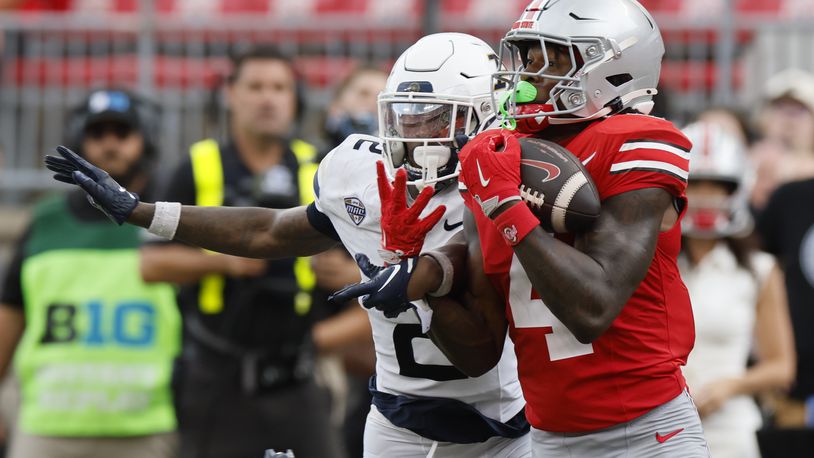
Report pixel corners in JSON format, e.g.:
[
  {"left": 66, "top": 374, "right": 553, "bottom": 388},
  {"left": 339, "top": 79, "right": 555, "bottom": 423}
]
[{"left": 65, "top": 88, "right": 161, "bottom": 161}]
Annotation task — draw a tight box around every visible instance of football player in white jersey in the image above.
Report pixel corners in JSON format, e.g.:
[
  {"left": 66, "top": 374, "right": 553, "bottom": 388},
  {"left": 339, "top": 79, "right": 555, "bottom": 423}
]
[{"left": 45, "top": 33, "right": 531, "bottom": 457}]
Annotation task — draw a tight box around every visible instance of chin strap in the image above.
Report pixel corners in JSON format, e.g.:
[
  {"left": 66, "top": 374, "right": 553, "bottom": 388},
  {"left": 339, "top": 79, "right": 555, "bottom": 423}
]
[
  {"left": 548, "top": 87, "right": 659, "bottom": 125},
  {"left": 500, "top": 79, "right": 657, "bottom": 129}
]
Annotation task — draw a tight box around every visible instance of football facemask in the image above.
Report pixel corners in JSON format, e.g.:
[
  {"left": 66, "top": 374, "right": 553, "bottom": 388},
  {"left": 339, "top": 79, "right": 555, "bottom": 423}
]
[
  {"left": 493, "top": 0, "right": 663, "bottom": 126},
  {"left": 379, "top": 92, "right": 482, "bottom": 191}
]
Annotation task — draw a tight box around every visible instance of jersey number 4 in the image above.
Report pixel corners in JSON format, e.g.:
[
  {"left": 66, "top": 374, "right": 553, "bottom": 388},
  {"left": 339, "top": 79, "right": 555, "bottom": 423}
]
[{"left": 508, "top": 255, "right": 594, "bottom": 361}]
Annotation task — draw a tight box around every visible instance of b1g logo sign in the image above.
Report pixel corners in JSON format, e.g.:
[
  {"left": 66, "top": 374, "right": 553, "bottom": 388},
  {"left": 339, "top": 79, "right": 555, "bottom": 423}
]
[{"left": 40, "top": 301, "right": 157, "bottom": 347}]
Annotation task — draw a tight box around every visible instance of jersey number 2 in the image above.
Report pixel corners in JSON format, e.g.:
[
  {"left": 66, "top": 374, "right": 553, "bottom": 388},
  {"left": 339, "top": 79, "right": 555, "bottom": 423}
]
[
  {"left": 508, "top": 255, "right": 594, "bottom": 361},
  {"left": 393, "top": 324, "right": 468, "bottom": 381}
]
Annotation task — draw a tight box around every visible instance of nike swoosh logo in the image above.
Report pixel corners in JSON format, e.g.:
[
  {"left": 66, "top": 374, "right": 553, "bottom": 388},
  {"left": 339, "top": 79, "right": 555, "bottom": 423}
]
[
  {"left": 443, "top": 220, "right": 463, "bottom": 231},
  {"left": 378, "top": 265, "right": 401, "bottom": 292},
  {"left": 582, "top": 152, "right": 597, "bottom": 166},
  {"left": 476, "top": 160, "right": 491, "bottom": 187},
  {"left": 655, "top": 428, "right": 684, "bottom": 443}
]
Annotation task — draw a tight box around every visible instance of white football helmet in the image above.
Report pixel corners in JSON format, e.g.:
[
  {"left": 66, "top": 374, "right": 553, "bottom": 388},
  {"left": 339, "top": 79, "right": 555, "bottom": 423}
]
[
  {"left": 681, "top": 121, "right": 755, "bottom": 238},
  {"left": 379, "top": 32, "right": 504, "bottom": 190},
  {"left": 494, "top": 0, "right": 664, "bottom": 126}
]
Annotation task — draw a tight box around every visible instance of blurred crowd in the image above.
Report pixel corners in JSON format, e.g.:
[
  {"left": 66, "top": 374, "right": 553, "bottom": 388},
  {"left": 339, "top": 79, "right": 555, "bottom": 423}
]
[{"left": 1, "top": 3, "right": 814, "bottom": 458}]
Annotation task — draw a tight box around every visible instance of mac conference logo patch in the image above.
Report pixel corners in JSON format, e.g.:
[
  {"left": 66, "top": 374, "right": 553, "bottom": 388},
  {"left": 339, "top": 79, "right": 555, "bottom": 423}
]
[{"left": 344, "top": 197, "right": 366, "bottom": 225}]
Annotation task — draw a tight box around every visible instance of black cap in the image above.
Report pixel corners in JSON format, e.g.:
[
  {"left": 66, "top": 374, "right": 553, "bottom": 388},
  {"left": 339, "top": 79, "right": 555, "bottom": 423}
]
[{"left": 82, "top": 90, "right": 142, "bottom": 130}]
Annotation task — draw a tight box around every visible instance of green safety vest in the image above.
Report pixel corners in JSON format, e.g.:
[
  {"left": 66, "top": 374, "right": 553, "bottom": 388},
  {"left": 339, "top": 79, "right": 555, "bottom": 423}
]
[
  {"left": 189, "top": 139, "right": 318, "bottom": 316},
  {"left": 14, "top": 195, "right": 181, "bottom": 437}
]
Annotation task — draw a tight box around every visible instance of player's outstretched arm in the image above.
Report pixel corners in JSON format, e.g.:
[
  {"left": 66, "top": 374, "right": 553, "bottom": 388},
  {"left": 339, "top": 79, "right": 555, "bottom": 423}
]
[
  {"left": 45, "top": 145, "right": 337, "bottom": 259},
  {"left": 510, "top": 187, "right": 672, "bottom": 344},
  {"left": 130, "top": 203, "right": 335, "bottom": 258}
]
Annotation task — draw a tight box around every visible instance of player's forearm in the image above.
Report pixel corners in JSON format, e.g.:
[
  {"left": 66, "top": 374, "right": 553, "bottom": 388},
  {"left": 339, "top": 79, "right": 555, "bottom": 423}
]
[
  {"left": 427, "top": 295, "right": 505, "bottom": 377},
  {"left": 406, "top": 233, "right": 468, "bottom": 301},
  {"left": 426, "top": 231, "right": 507, "bottom": 377},
  {"left": 129, "top": 202, "right": 274, "bottom": 257},
  {"left": 512, "top": 189, "right": 667, "bottom": 343},
  {"left": 130, "top": 203, "right": 333, "bottom": 258},
  {"left": 514, "top": 228, "right": 624, "bottom": 343}
]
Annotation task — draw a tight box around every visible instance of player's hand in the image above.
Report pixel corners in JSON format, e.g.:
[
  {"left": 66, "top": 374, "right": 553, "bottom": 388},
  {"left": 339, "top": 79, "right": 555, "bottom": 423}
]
[
  {"left": 457, "top": 129, "right": 522, "bottom": 218},
  {"left": 44, "top": 145, "right": 139, "bottom": 225},
  {"left": 328, "top": 253, "right": 415, "bottom": 318},
  {"left": 377, "top": 161, "right": 445, "bottom": 265}
]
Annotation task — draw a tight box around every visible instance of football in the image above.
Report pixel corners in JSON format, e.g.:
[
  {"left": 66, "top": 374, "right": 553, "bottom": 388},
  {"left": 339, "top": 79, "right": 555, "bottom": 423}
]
[{"left": 518, "top": 137, "right": 601, "bottom": 233}]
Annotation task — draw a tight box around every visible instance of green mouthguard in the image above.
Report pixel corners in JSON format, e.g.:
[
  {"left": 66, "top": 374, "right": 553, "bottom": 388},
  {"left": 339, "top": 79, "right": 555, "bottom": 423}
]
[{"left": 499, "top": 81, "right": 538, "bottom": 130}]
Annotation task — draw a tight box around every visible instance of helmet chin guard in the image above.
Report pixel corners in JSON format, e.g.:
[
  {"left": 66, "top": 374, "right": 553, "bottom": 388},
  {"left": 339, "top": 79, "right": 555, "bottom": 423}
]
[{"left": 410, "top": 145, "right": 452, "bottom": 190}]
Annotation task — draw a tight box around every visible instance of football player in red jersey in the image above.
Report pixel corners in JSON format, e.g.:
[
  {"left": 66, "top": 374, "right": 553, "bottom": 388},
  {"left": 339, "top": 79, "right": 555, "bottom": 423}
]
[{"left": 331, "top": 0, "right": 711, "bottom": 456}]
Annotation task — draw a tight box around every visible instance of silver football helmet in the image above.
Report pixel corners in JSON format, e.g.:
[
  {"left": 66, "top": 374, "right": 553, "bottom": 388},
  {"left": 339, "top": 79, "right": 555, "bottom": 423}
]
[
  {"left": 681, "top": 121, "right": 755, "bottom": 238},
  {"left": 379, "top": 32, "right": 504, "bottom": 190},
  {"left": 494, "top": 0, "right": 664, "bottom": 126}
]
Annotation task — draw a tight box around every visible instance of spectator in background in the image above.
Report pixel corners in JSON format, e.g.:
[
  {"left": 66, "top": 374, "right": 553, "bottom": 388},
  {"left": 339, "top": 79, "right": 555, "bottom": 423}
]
[
  {"left": 321, "top": 65, "right": 388, "bottom": 154},
  {"left": 750, "top": 68, "right": 814, "bottom": 211},
  {"left": 680, "top": 122, "right": 796, "bottom": 458},
  {"left": 0, "top": 89, "right": 181, "bottom": 458},
  {"left": 310, "top": 64, "right": 387, "bottom": 458},
  {"left": 756, "top": 145, "right": 814, "bottom": 453},
  {"left": 140, "top": 45, "right": 341, "bottom": 458}
]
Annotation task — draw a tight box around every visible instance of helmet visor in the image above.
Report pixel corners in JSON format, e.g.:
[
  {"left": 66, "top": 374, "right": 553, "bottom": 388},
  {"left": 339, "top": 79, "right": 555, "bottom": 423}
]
[{"left": 380, "top": 98, "right": 475, "bottom": 143}]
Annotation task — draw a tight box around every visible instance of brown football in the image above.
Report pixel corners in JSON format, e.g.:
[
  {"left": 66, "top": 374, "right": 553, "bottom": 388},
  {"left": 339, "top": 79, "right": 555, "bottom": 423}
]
[{"left": 518, "top": 137, "right": 601, "bottom": 233}]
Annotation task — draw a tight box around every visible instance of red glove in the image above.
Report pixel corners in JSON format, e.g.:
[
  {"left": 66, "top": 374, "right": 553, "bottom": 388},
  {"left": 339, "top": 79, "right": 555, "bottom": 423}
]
[
  {"left": 458, "top": 130, "right": 539, "bottom": 246},
  {"left": 377, "top": 161, "right": 446, "bottom": 265},
  {"left": 457, "top": 129, "right": 523, "bottom": 218}
]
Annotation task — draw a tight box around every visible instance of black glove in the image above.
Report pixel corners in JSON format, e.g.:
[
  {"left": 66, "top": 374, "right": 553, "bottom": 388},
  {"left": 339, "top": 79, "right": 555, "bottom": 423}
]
[
  {"left": 328, "top": 253, "right": 416, "bottom": 318},
  {"left": 44, "top": 145, "right": 139, "bottom": 225}
]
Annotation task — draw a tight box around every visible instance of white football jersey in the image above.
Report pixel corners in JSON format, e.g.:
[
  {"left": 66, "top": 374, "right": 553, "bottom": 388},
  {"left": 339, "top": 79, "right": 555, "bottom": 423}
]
[{"left": 314, "top": 134, "right": 524, "bottom": 422}]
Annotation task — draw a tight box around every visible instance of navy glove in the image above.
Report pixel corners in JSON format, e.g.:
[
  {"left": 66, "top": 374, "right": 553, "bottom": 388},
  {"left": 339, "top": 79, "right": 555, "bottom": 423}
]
[
  {"left": 44, "top": 145, "right": 139, "bottom": 225},
  {"left": 329, "top": 253, "right": 416, "bottom": 318}
]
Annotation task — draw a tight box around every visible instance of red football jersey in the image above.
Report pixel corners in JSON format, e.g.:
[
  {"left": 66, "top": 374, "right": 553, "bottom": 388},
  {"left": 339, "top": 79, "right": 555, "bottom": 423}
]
[{"left": 467, "top": 114, "right": 695, "bottom": 432}]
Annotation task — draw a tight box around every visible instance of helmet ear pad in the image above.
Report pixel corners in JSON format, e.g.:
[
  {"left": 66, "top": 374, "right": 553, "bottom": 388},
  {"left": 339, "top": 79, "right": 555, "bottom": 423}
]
[{"left": 387, "top": 141, "right": 406, "bottom": 169}]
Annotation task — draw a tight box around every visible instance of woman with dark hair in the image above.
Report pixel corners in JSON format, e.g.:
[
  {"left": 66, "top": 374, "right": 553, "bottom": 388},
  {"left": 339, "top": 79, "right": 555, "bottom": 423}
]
[{"left": 680, "top": 121, "right": 796, "bottom": 458}]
